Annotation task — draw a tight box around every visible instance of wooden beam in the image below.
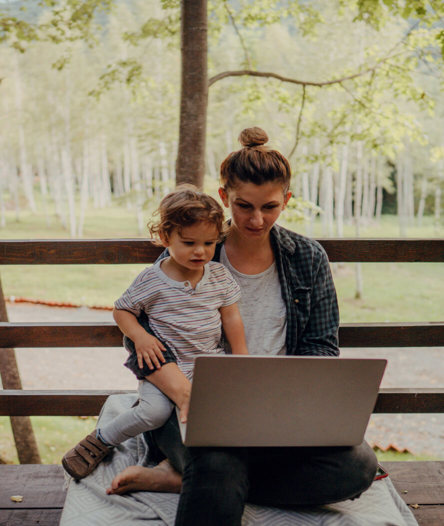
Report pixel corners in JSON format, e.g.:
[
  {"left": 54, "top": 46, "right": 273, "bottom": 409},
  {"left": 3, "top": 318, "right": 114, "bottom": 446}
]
[
  {"left": 373, "top": 388, "right": 444, "bottom": 413},
  {"left": 0, "top": 239, "right": 163, "bottom": 265},
  {"left": 0, "top": 389, "right": 442, "bottom": 416},
  {"left": 318, "top": 239, "right": 444, "bottom": 262},
  {"left": 339, "top": 322, "right": 444, "bottom": 347},
  {"left": 0, "top": 239, "right": 442, "bottom": 264},
  {"left": 0, "top": 390, "right": 135, "bottom": 416},
  {"left": 0, "top": 322, "right": 442, "bottom": 348}
]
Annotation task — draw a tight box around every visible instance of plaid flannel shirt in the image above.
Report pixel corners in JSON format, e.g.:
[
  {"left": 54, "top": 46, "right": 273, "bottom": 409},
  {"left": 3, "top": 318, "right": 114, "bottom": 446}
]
[
  {"left": 267, "top": 224, "right": 339, "bottom": 356},
  {"left": 123, "top": 224, "right": 339, "bottom": 378}
]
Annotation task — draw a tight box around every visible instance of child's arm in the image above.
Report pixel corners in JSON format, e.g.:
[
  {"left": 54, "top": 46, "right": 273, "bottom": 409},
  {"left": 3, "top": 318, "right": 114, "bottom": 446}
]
[
  {"left": 113, "top": 308, "right": 166, "bottom": 370},
  {"left": 220, "top": 303, "right": 249, "bottom": 355},
  {"left": 147, "top": 363, "right": 192, "bottom": 423}
]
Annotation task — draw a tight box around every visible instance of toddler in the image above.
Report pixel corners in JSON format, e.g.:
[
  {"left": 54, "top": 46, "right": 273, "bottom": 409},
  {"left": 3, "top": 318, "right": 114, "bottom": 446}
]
[{"left": 62, "top": 186, "right": 248, "bottom": 480}]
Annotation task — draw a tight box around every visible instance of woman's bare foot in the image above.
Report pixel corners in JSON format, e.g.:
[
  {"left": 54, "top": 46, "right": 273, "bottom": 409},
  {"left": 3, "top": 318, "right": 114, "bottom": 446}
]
[{"left": 106, "top": 460, "right": 182, "bottom": 495}]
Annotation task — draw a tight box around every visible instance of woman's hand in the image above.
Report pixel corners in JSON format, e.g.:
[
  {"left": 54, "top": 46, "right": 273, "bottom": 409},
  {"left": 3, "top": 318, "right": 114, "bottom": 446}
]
[{"left": 134, "top": 333, "right": 166, "bottom": 370}]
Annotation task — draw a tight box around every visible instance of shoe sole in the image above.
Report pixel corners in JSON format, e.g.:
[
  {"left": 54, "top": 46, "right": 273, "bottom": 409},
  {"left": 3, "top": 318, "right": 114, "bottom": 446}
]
[{"left": 62, "top": 457, "right": 86, "bottom": 480}]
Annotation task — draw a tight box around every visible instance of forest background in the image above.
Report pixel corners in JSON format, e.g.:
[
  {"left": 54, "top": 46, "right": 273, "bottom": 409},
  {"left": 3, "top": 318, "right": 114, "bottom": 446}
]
[{"left": 0, "top": 0, "right": 443, "bottom": 464}]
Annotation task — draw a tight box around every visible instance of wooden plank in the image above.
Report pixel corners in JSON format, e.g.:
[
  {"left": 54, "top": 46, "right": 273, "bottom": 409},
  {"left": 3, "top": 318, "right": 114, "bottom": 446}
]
[
  {"left": 0, "top": 509, "right": 63, "bottom": 526},
  {"left": 384, "top": 461, "right": 444, "bottom": 505},
  {"left": 1, "top": 322, "right": 443, "bottom": 348},
  {"left": 373, "top": 388, "right": 444, "bottom": 413},
  {"left": 0, "top": 465, "right": 66, "bottom": 508},
  {"left": 0, "top": 322, "right": 123, "bottom": 348},
  {"left": 410, "top": 505, "right": 444, "bottom": 526},
  {"left": 0, "top": 239, "right": 163, "bottom": 265},
  {"left": 1, "top": 238, "right": 443, "bottom": 264},
  {"left": 0, "top": 390, "right": 135, "bottom": 416},
  {"left": 0, "top": 389, "right": 442, "bottom": 416},
  {"left": 319, "top": 238, "right": 444, "bottom": 262},
  {"left": 339, "top": 322, "right": 444, "bottom": 348}
]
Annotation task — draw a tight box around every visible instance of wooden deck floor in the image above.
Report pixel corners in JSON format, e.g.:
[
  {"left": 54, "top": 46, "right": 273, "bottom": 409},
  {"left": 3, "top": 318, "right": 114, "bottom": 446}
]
[{"left": 0, "top": 462, "right": 442, "bottom": 525}]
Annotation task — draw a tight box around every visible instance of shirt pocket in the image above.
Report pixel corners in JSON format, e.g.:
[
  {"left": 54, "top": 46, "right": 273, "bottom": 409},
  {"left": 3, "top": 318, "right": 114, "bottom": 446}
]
[{"left": 292, "top": 287, "right": 311, "bottom": 329}]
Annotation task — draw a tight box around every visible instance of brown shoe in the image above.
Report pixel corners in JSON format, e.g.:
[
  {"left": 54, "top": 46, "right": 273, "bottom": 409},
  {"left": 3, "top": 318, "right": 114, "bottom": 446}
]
[{"left": 62, "top": 432, "right": 112, "bottom": 479}]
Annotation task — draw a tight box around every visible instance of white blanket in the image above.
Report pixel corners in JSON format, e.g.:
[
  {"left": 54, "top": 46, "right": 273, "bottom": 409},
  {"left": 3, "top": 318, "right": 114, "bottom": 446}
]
[{"left": 60, "top": 394, "right": 418, "bottom": 526}]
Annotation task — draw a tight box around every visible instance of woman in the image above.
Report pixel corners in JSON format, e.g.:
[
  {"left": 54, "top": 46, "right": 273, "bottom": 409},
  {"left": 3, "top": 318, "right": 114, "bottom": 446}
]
[{"left": 107, "top": 127, "right": 378, "bottom": 525}]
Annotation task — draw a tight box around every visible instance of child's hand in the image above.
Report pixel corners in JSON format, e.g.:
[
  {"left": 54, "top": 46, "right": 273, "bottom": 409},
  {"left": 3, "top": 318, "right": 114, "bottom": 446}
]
[{"left": 134, "top": 333, "right": 166, "bottom": 370}]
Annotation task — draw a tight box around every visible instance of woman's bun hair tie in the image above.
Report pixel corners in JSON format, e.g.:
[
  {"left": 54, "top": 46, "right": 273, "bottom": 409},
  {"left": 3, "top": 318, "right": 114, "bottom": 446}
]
[{"left": 238, "top": 127, "right": 269, "bottom": 148}]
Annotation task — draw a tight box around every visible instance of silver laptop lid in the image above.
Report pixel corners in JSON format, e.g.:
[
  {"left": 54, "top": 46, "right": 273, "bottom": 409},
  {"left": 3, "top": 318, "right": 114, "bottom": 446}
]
[{"left": 182, "top": 356, "right": 386, "bottom": 447}]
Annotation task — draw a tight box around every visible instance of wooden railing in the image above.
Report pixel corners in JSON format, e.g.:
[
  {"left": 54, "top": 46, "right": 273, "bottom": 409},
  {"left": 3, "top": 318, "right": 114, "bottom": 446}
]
[{"left": 1, "top": 238, "right": 443, "bottom": 417}]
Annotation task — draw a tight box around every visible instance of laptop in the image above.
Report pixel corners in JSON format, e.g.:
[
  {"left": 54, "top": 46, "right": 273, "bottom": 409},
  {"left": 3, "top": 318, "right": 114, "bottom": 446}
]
[{"left": 178, "top": 355, "right": 386, "bottom": 447}]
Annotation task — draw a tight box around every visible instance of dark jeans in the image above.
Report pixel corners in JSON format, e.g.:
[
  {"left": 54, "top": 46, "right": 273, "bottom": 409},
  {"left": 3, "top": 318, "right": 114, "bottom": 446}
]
[{"left": 149, "top": 412, "right": 378, "bottom": 526}]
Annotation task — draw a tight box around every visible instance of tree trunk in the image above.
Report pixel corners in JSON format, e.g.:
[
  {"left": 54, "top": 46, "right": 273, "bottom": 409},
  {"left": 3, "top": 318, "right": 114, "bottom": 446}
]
[
  {"left": 160, "top": 142, "right": 170, "bottom": 195},
  {"left": 176, "top": 0, "right": 208, "bottom": 188},
  {"left": 307, "top": 140, "right": 320, "bottom": 237},
  {"left": 14, "top": 56, "right": 36, "bottom": 213},
  {"left": 37, "top": 157, "right": 51, "bottom": 227},
  {"left": 123, "top": 139, "right": 131, "bottom": 196},
  {"left": 416, "top": 176, "right": 427, "bottom": 226},
  {"left": 368, "top": 155, "right": 376, "bottom": 221},
  {"left": 354, "top": 141, "right": 364, "bottom": 299},
  {"left": 396, "top": 156, "right": 407, "bottom": 237},
  {"left": 0, "top": 278, "right": 41, "bottom": 464},
  {"left": 113, "top": 157, "right": 124, "bottom": 197},
  {"left": 0, "top": 162, "right": 5, "bottom": 228},
  {"left": 77, "top": 139, "right": 90, "bottom": 237},
  {"left": 375, "top": 156, "right": 383, "bottom": 222},
  {"left": 361, "top": 154, "right": 369, "bottom": 224},
  {"left": 335, "top": 142, "right": 348, "bottom": 237},
  {"left": 100, "top": 134, "right": 112, "bottom": 206},
  {"left": 435, "top": 161, "right": 442, "bottom": 229},
  {"left": 143, "top": 156, "right": 153, "bottom": 198},
  {"left": 130, "top": 137, "right": 144, "bottom": 234}
]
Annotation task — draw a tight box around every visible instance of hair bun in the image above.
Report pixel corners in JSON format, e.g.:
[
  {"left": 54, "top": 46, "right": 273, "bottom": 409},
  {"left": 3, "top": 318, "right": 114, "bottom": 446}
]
[{"left": 238, "top": 127, "right": 269, "bottom": 148}]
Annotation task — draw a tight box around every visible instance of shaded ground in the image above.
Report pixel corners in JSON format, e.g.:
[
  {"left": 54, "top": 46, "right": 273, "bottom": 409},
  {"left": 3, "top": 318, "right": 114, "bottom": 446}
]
[{"left": 5, "top": 302, "right": 443, "bottom": 458}]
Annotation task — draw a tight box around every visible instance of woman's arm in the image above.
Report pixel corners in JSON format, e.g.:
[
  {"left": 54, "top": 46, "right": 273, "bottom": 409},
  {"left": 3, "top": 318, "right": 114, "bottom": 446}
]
[
  {"left": 113, "top": 308, "right": 167, "bottom": 369},
  {"left": 220, "top": 303, "right": 249, "bottom": 355},
  {"left": 297, "top": 251, "right": 340, "bottom": 357}
]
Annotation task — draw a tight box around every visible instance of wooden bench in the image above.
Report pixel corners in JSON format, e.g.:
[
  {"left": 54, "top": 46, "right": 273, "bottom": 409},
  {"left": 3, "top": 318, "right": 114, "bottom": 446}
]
[{"left": 0, "top": 238, "right": 443, "bottom": 525}]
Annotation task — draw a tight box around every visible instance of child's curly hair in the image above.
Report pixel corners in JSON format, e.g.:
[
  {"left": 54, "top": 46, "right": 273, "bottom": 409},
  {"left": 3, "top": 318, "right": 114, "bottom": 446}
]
[{"left": 148, "top": 185, "right": 225, "bottom": 242}]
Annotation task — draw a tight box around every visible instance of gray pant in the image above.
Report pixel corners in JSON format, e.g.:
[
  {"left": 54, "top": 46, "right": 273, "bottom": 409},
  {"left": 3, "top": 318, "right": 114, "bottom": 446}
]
[{"left": 98, "top": 381, "right": 174, "bottom": 446}]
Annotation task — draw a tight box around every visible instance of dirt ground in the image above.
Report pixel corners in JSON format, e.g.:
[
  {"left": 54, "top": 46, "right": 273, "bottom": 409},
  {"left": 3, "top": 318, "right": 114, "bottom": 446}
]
[{"left": 4, "top": 302, "right": 444, "bottom": 458}]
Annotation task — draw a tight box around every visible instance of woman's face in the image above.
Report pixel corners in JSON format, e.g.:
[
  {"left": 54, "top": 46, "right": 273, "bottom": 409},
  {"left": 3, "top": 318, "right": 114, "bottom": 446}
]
[{"left": 218, "top": 181, "right": 291, "bottom": 241}]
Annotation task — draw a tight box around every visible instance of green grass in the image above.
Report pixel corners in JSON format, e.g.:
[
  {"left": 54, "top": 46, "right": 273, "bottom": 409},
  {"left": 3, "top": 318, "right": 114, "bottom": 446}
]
[
  {"left": 0, "top": 416, "right": 98, "bottom": 464},
  {"left": 373, "top": 449, "right": 435, "bottom": 462}
]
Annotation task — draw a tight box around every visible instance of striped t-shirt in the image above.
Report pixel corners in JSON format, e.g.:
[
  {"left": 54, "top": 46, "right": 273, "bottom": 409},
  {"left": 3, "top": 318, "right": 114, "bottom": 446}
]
[{"left": 115, "top": 260, "right": 241, "bottom": 379}]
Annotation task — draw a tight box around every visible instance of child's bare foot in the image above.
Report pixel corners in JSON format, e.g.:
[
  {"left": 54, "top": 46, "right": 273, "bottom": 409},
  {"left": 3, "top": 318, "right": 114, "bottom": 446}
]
[{"left": 106, "top": 460, "right": 182, "bottom": 495}]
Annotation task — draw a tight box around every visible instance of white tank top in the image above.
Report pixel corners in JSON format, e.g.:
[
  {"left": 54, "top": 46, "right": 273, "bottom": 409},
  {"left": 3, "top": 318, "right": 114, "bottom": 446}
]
[{"left": 220, "top": 245, "right": 287, "bottom": 356}]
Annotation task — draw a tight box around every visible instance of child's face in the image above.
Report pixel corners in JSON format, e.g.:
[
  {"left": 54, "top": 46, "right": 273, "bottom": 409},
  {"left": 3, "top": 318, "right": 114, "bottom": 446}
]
[{"left": 161, "top": 221, "right": 219, "bottom": 272}]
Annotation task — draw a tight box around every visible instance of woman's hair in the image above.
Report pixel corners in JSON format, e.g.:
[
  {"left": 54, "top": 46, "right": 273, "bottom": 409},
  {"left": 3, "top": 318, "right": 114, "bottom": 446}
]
[
  {"left": 149, "top": 185, "right": 225, "bottom": 241},
  {"left": 220, "top": 127, "right": 291, "bottom": 191}
]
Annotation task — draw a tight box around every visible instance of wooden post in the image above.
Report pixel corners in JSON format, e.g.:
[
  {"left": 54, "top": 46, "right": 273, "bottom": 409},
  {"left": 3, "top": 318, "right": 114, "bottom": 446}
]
[
  {"left": 0, "top": 277, "right": 41, "bottom": 464},
  {"left": 176, "top": 0, "right": 208, "bottom": 188}
]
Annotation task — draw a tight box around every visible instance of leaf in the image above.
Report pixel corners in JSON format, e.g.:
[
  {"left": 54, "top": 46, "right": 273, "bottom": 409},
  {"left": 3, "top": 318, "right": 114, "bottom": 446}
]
[{"left": 10, "top": 495, "right": 24, "bottom": 502}]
